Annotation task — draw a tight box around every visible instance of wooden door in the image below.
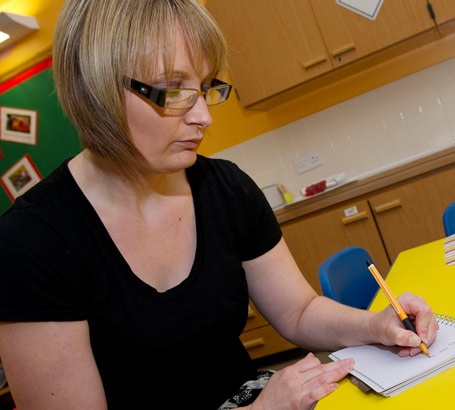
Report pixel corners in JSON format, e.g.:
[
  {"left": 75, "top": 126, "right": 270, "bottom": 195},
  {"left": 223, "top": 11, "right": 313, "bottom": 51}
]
[
  {"left": 309, "top": 0, "right": 435, "bottom": 68},
  {"left": 205, "top": 0, "right": 333, "bottom": 106},
  {"left": 281, "top": 199, "right": 390, "bottom": 295},
  {"left": 369, "top": 167, "right": 455, "bottom": 263}
]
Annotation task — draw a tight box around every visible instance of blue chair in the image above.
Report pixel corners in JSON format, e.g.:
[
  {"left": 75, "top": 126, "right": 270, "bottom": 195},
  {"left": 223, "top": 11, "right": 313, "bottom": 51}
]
[
  {"left": 443, "top": 202, "right": 455, "bottom": 236},
  {"left": 318, "top": 246, "right": 379, "bottom": 310}
]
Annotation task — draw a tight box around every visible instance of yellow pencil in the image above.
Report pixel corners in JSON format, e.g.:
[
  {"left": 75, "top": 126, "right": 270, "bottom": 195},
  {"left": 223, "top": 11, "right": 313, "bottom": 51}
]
[{"left": 366, "top": 260, "right": 429, "bottom": 356}]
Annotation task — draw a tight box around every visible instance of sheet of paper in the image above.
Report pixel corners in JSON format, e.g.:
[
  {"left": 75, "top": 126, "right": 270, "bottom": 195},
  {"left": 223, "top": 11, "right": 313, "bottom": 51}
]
[
  {"left": 336, "top": 0, "right": 384, "bottom": 21},
  {"left": 330, "top": 322, "right": 455, "bottom": 394}
]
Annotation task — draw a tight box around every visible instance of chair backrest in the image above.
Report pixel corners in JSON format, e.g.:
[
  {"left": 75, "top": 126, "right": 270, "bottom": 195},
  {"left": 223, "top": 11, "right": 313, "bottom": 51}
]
[
  {"left": 318, "top": 246, "right": 379, "bottom": 309},
  {"left": 443, "top": 202, "right": 455, "bottom": 237}
]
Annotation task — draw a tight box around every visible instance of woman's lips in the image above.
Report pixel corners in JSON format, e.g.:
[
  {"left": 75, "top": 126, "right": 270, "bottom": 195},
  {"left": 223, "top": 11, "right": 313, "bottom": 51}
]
[{"left": 176, "top": 138, "right": 202, "bottom": 149}]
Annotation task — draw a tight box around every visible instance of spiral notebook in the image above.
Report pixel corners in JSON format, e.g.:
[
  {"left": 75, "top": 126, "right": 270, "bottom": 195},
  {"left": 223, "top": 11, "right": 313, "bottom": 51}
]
[{"left": 329, "top": 314, "right": 455, "bottom": 397}]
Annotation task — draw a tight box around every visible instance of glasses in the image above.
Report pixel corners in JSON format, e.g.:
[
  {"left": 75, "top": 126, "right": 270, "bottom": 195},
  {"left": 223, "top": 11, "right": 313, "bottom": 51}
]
[{"left": 124, "top": 77, "right": 232, "bottom": 110}]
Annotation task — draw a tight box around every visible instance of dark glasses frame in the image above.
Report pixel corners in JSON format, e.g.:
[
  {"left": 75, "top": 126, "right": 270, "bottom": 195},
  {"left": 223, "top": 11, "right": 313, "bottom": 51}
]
[{"left": 124, "top": 77, "right": 232, "bottom": 109}]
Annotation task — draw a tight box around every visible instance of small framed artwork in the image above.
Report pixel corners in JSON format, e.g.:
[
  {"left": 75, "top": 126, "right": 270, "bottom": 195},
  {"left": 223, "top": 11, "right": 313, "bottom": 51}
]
[
  {"left": 1, "top": 154, "right": 42, "bottom": 201},
  {"left": 0, "top": 106, "right": 38, "bottom": 145}
]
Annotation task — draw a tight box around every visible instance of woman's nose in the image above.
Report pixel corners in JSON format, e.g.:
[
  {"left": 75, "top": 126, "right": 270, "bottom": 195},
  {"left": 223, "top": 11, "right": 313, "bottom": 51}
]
[{"left": 185, "top": 94, "right": 213, "bottom": 128}]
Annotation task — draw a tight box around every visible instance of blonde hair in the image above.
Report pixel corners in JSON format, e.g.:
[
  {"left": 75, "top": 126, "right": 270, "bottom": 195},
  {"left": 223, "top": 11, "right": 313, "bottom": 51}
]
[{"left": 53, "top": 0, "right": 227, "bottom": 175}]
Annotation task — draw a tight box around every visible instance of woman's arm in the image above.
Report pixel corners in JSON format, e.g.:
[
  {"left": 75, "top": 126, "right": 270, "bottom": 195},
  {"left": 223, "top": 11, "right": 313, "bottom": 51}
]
[
  {"left": 243, "top": 238, "right": 438, "bottom": 354},
  {"left": 0, "top": 321, "right": 107, "bottom": 410},
  {"left": 241, "top": 238, "right": 438, "bottom": 409}
]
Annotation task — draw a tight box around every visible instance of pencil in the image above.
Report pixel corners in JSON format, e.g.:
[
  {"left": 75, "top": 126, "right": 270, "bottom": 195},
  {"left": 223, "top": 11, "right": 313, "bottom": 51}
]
[{"left": 366, "top": 260, "right": 429, "bottom": 356}]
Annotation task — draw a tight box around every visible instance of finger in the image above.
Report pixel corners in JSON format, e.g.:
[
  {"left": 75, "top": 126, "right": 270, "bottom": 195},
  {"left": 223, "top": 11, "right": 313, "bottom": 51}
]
[
  {"left": 293, "top": 352, "right": 322, "bottom": 373},
  {"left": 298, "top": 358, "right": 354, "bottom": 387},
  {"left": 297, "top": 361, "right": 353, "bottom": 407},
  {"left": 399, "top": 345, "right": 428, "bottom": 357},
  {"left": 397, "top": 293, "right": 435, "bottom": 344}
]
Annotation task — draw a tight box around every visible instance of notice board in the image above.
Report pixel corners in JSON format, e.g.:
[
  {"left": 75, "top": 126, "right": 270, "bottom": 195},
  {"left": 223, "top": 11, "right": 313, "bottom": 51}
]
[{"left": 0, "top": 59, "right": 81, "bottom": 212}]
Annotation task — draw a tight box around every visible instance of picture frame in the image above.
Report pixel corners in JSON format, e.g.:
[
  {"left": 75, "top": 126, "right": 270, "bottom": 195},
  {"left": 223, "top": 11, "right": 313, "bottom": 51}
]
[
  {"left": 1, "top": 154, "right": 42, "bottom": 201},
  {"left": 0, "top": 106, "right": 38, "bottom": 145}
]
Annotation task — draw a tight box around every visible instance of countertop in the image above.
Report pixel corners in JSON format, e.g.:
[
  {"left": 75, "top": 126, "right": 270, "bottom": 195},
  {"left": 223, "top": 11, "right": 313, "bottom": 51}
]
[{"left": 275, "top": 146, "right": 455, "bottom": 225}]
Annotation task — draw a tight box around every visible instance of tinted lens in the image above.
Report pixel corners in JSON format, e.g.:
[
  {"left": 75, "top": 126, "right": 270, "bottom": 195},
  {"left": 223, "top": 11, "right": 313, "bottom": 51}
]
[
  {"left": 164, "top": 89, "right": 196, "bottom": 109},
  {"left": 205, "top": 86, "right": 229, "bottom": 106},
  {"left": 163, "top": 84, "right": 231, "bottom": 109}
]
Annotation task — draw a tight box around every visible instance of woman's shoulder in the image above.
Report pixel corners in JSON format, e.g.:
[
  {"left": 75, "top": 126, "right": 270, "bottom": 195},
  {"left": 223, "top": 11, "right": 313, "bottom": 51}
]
[
  {"left": 0, "top": 158, "right": 77, "bottom": 244},
  {"left": 191, "top": 155, "right": 254, "bottom": 188}
]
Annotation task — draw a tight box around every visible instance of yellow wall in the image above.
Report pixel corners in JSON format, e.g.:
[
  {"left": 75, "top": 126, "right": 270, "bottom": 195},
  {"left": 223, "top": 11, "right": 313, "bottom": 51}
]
[
  {"left": 0, "top": 0, "right": 64, "bottom": 81},
  {"left": 1, "top": 0, "right": 454, "bottom": 157}
]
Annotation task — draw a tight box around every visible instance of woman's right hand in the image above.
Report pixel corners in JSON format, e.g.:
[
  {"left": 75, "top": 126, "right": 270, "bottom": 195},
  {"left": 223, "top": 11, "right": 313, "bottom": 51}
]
[{"left": 249, "top": 352, "right": 354, "bottom": 410}]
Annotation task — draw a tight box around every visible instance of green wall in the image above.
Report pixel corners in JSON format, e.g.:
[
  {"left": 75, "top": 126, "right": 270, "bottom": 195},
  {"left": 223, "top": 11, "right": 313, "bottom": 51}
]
[{"left": 0, "top": 68, "right": 82, "bottom": 213}]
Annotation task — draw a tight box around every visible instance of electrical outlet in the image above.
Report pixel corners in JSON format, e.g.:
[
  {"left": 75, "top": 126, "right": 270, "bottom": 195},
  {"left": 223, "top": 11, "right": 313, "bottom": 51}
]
[{"left": 293, "top": 151, "right": 322, "bottom": 174}]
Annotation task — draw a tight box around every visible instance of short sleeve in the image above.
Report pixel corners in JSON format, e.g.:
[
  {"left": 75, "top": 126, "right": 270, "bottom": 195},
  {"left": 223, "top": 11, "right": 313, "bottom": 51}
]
[
  {"left": 0, "top": 210, "right": 91, "bottom": 322},
  {"left": 234, "top": 167, "right": 283, "bottom": 261}
]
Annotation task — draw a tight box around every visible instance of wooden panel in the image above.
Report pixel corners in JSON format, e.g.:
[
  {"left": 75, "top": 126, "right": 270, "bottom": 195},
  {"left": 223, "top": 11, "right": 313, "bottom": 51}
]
[
  {"left": 240, "top": 325, "right": 296, "bottom": 360},
  {"left": 206, "top": 0, "right": 332, "bottom": 106},
  {"left": 369, "top": 167, "right": 455, "bottom": 262},
  {"left": 430, "top": 0, "right": 455, "bottom": 25},
  {"left": 310, "top": 0, "right": 434, "bottom": 68},
  {"left": 281, "top": 199, "right": 390, "bottom": 294}
]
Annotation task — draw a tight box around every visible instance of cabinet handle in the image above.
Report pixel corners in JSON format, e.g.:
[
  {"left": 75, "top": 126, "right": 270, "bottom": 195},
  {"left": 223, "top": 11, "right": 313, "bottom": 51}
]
[
  {"left": 243, "top": 338, "right": 265, "bottom": 349},
  {"left": 303, "top": 55, "right": 327, "bottom": 69},
  {"left": 331, "top": 43, "right": 355, "bottom": 57},
  {"left": 342, "top": 211, "right": 368, "bottom": 225},
  {"left": 374, "top": 199, "right": 402, "bottom": 214}
]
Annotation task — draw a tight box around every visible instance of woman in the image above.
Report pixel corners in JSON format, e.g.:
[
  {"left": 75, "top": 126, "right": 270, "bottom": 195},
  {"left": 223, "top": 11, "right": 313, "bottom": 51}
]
[{"left": 0, "top": 0, "right": 437, "bottom": 409}]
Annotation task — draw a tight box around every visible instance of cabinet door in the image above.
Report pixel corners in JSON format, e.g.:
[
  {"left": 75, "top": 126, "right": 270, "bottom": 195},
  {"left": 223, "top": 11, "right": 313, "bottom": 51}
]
[
  {"left": 281, "top": 199, "right": 390, "bottom": 295},
  {"left": 369, "top": 167, "right": 455, "bottom": 262},
  {"left": 310, "top": 0, "right": 434, "bottom": 68},
  {"left": 205, "top": 0, "right": 332, "bottom": 106},
  {"left": 429, "top": 0, "right": 455, "bottom": 25}
]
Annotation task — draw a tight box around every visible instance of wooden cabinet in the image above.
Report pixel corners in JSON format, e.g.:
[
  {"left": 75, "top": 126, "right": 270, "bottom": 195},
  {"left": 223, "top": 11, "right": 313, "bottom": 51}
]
[
  {"left": 206, "top": 0, "right": 451, "bottom": 108},
  {"left": 429, "top": 0, "right": 455, "bottom": 25},
  {"left": 281, "top": 199, "right": 390, "bottom": 294},
  {"left": 281, "top": 166, "right": 455, "bottom": 293},
  {"left": 369, "top": 167, "right": 455, "bottom": 262},
  {"left": 205, "top": 0, "right": 332, "bottom": 107},
  {"left": 309, "top": 0, "right": 434, "bottom": 68}
]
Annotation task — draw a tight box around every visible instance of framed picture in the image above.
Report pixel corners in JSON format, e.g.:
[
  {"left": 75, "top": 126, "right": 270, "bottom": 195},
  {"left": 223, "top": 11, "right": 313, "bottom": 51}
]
[
  {"left": 1, "top": 154, "right": 42, "bottom": 201},
  {"left": 0, "top": 106, "right": 38, "bottom": 145}
]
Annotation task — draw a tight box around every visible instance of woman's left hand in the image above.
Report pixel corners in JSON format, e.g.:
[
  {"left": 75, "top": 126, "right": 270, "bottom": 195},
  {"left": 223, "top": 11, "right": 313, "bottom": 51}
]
[{"left": 369, "top": 292, "right": 438, "bottom": 357}]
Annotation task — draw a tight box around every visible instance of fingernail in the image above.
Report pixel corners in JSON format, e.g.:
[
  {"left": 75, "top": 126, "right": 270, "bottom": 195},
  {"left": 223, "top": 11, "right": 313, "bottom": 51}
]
[
  {"left": 410, "top": 334, "right": 421, "bottom": 346},
  {"left": 345, "top": 361, "right": 354, "bottom": 371}
]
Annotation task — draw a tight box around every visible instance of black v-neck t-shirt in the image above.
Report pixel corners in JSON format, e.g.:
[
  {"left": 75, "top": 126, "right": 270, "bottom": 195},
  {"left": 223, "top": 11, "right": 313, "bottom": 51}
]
[{"left": 0, "top": 155, "right": 282, "bottom": 409}]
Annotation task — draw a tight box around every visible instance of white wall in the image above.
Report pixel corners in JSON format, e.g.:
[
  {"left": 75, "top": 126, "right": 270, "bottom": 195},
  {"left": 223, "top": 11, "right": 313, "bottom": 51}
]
[{"left": 211, "top": 58, "right": 455, "bottom": 203}]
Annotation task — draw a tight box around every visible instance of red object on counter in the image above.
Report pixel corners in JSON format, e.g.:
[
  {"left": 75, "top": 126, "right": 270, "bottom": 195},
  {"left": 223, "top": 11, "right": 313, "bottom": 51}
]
[{"left": 305, "top": 180, "right": 327, "bottom": 197}]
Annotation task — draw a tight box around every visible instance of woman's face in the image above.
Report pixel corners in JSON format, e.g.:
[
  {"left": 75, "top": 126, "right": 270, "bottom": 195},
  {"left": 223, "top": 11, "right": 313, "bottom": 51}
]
[{"left": 124, "top": 27, "right": 213, "bottom": 175}]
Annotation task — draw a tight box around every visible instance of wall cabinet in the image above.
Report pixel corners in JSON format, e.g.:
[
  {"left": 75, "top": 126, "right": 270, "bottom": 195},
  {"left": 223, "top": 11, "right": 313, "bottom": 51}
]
[
  {"left": 309, "top": 0, "right": 434, "bottom": 69},
  {"left": 206, "top": 0, "right": 333, "bottom": 107},
  {"left": 430, "top": 0, "right": 455, "bottom": 25},
  {"left": 206, "top": 0, "right": 451, "bottom": 108}
]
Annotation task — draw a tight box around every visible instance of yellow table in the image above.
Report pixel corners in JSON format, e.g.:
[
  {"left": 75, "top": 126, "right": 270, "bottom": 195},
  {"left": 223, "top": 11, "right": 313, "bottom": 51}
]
[{"left": 317, "top": 238, "right": 455, "bottom": 409}]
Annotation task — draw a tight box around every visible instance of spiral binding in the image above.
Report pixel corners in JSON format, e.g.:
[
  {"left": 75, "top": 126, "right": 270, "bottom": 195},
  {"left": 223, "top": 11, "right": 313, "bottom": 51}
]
[{"left": 435, "top": 313, "right": 455, "bottom": 326}]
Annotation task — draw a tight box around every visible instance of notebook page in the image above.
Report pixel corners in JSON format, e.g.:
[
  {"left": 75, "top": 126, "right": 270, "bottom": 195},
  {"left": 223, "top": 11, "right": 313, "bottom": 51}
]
[{"left": 329, "top": 322, "right": 455, "bottom": 393}]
